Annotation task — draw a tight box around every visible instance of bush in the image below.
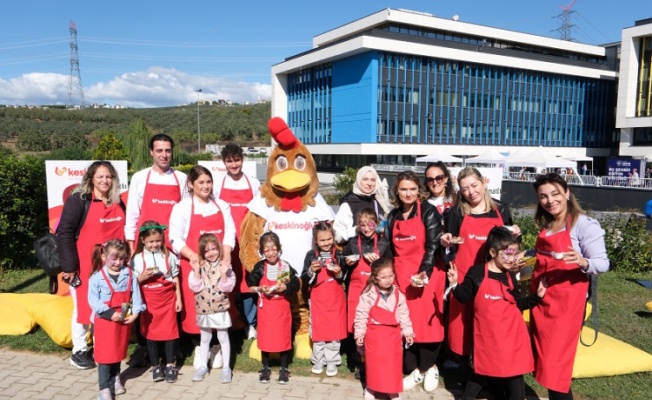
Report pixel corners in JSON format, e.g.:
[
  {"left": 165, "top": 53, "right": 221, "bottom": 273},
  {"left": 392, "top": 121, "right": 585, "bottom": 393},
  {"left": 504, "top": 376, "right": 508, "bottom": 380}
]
[
  {"left": 333, "top": 167, "right": 357, "bottom": 196},
  {"left": 512, "top": 210, "right": 539, "bottom": 250},
  {"left": 600, "top": 213, "right": 652, "bottom": 273},
  {"left": 0, "top": 154, "right": 47, "bottom": 269}
]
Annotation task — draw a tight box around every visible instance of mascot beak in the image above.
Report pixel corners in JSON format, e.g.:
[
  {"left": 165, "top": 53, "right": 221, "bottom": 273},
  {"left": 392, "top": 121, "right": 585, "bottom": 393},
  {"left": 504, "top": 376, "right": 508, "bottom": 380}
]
[{"left": 270, "top": 170, "right": 311, "bottom": 192}]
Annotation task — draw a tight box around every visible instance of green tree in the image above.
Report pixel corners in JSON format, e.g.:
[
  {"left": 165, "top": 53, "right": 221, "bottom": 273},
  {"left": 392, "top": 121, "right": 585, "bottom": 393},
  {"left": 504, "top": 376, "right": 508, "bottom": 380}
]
[
  {"left": 0, "top": 154, "right": 47, "bottom": 268},
  {"left": 333, "top": 167, "right": 357, "bottom": 196},
  {"left": 16, "top": 130, "right": 52, "bottom": 151},
  {"left": 93, "top": 134, "right": 129, "bottom": 162},
  {"left": 118, "top": 119, "right": 151, "bottom": 171}
]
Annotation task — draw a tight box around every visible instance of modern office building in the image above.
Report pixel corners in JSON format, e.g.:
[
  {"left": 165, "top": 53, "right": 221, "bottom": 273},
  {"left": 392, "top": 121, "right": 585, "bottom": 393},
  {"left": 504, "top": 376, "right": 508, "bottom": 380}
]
[
  {"left": 616, "top": 18, "right": 652, "bottom": 160},
  {"left": 271, "top": 8, "right": 618, "bottom": 171}
]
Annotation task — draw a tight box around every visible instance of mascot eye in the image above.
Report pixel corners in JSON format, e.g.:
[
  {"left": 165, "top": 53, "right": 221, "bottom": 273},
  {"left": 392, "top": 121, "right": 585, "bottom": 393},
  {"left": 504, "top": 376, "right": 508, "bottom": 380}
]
[
  {"left": 294, "top": 156, "right": 306, "bottom": 171},
  {"left": 276, "top": 156, "right": 288, "bottom": 171}
]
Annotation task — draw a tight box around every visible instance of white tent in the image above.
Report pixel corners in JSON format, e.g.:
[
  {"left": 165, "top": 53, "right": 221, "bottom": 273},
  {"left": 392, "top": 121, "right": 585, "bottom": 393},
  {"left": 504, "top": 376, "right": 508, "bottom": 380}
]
[
  {"left": 416, "top": 150, "right": 464, "bottom": 164},
  {"left": 465, "top": 148, "right": 508, "bottom": 165},
  {"left": 504, "top": 147, "right": 576, "bottom": 169},
  {"left": 505, "top": 147, "right": 534, "bottom": 161},
  {"left": 561, "top": 155, "right": 593, "bottom": 162}
]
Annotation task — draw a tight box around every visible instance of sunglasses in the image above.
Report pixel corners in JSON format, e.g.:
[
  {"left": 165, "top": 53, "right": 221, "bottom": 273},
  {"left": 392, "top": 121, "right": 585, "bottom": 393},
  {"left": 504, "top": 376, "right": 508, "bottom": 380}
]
[{"left": 425, "top": 174, "right": 445, "bottom": 183}]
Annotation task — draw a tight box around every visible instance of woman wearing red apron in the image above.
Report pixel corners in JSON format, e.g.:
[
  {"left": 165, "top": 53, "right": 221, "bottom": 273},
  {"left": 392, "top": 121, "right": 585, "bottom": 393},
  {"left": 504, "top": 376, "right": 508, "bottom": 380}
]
[
  {"left": 87, "top": 239, "right": 144, "bottom": 400},
  {"left": 448, "top": 226, "right": 546, "bottom": 400},
  {"left": 530, "top": 174, "right": 609, "bottom": 400},
  {"left": 300, "top": 222, "right": 347, "bottom": 376},
  {"left": 441, "top": 167, "right": 518, "bottom": 381},
  {"left": 215, "top": 144, "right": 261, "bottom": 339},
  {"left": 385, "top": 171, "right": 443, "bottom": 393},
  {"left": 57, "top": 161, "right": 126, "bottom": 371},
  {"left": 169, "top": 166, "right": 236, "bottom": 366},
  {"left": 246, "top": 232, "right": 300, "bottom": 385},
  {"left": 354, "top": 257, "right": 415, "bottom": 400}
]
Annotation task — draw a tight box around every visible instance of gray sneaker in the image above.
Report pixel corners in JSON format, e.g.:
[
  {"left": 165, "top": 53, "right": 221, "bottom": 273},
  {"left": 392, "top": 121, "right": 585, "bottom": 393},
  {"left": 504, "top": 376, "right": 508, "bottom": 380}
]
[
  {"left": 98, "top": 388, "right": 112, "bottom": 400},
  {"left": 221, "top": 367, "right": 232, "bottom": 384},
  {"left": 192, "top": 366, "right": 209, "bottom": 382},
  {"left": 326, "top": 364, "right": 338, "bottom": 377},
  {"left": 70, "top": 351, "right": 95, "bottom": 370}
]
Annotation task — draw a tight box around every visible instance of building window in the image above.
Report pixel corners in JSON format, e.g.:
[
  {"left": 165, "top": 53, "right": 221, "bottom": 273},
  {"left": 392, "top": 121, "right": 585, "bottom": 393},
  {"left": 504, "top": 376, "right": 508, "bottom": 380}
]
[{"left": 637, "top": 36, "right": 652, "bottom": 117}]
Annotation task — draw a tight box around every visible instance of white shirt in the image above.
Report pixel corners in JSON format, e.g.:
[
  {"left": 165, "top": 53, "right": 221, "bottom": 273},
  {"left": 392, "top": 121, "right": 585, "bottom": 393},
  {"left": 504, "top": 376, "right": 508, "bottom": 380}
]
[
  {"left": 212, "top": 173, "right": 261, "bottom": 201},
  {"left": 168, "top": 197, "right": 236, "bottom": 254},
  {"left": 333, "top": 202, "right": 356, "bottom": 243},
  {"left": 131, "top": 249, "right": 180, "bottom": 282},
  {"left": 125, "top": 167, "right": 188, "bottom": 241},
  {"left": 247, "top": 193, "right": 335, "bottom": 272}
]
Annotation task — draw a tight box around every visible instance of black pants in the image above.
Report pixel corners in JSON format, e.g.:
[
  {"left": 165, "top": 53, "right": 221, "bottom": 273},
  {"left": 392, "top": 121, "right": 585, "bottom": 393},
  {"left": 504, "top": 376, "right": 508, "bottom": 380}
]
[
  {"left": 404, "top": 342, "right": 441, "bottom": 373},
  {"left": 261, "top": 350, "right": 290, "bottom": 369},
  {"left": 147, "top": 339, "right": 176, "bottom": 366},
  {"left": 549, "top": 388, "right": 573, "bottom": 400},
  {"left": 463, "top": 372, "right": 524, "bottom": 400},
  {"left": 98, "top": 362, "right": 120, "bottom": 392}
]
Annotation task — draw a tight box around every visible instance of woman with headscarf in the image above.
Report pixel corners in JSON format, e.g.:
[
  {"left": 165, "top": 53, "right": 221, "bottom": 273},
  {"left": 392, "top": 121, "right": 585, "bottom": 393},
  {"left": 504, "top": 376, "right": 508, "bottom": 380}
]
[
  {"left": 334, "top": 166, "right": 391, "bottom": 244},
  {"left": 57, "top": 161, "right": 126, "bottom": 371}
]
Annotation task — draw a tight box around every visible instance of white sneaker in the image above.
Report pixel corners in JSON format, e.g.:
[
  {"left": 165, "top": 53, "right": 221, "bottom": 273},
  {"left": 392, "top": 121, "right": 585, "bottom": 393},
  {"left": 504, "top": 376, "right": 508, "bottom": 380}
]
[
  {"left": 423, "top": 366, "right": 439, "bottom": 392},
  {"left": 311, "top": 362, "right": 324, "bottom": 374},
  {"left": 402, "top": 369, "right": 423, "bottom": 391},
  {"left": 247, "top": 326, "right": 257, "bottom": 340},
  {"left": 209, "top": 345, "right": 223, "bottom": 369},
  {"left": 326, "top": 364, "right": 338, "bottom": 377},
  {"left": 192, "top": 366, "right": 209, "bottom": 382},
  {"left": 192, "top": 346, "right": 203, "bottom": 370}
]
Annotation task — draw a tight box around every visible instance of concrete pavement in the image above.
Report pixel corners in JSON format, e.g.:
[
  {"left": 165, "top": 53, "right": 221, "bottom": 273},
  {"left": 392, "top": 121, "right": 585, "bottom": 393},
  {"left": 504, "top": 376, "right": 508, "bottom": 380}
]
[{"left": 0, "top": 350, "right": 458, "bottom": 400}]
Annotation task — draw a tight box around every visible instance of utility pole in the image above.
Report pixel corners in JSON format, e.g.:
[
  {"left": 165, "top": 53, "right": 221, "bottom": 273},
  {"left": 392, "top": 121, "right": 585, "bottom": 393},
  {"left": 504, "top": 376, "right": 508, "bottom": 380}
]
[
  {"left": 67, "top": 20, "right": 86, "bottom": 108},
  {"left": 553, "top": 0, "right": 577, "bottom": 41},
  {"left": 196, "top": 89, "right": 202, "bottom": 153}
]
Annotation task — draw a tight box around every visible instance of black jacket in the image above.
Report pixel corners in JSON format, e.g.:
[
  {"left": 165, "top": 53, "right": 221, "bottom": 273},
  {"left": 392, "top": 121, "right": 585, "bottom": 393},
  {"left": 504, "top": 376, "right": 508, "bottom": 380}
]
[
  {"left": 385, "top": 201, "right": 442, "bottom": 277},
  {"left": 246, "top": 259, "right": 300, "bottom": 296}
]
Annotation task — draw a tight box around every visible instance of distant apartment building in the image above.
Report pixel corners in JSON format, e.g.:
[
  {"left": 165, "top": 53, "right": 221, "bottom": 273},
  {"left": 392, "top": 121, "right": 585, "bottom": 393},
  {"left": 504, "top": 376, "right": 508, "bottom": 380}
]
[{"left": 271, "top": 8, "right": 619, "bottom": 171}]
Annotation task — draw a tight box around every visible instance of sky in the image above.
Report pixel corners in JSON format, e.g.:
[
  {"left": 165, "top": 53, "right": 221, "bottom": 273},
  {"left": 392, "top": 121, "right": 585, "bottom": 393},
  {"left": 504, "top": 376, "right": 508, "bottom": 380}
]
[{"left": 0, "top": 1, "right": 648, "bottom": 108}]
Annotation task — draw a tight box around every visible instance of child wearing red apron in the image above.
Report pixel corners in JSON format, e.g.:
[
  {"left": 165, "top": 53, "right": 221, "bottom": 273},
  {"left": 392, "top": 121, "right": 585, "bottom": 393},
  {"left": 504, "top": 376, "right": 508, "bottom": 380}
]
[
  {"left": 354, "top": 258, "right": 414, "bottom": 400},
  {"left": 88, "top": 240, "right": 144, "bottom": 400},
  {"left": 343, "top": 208, "right": 392, "bottom": 378},
  {"left": 246, "top": 232, "right": 300, "bottom": 385},
  {"left": 300, "top": 222, "right": 347, "bottom": 377},
  {"left": 188, "top": 233, "right": 236, "bottom": 383},
  {"left": 447, "top": 227, "right": 547, "bottom": 400},
  {"left": 131, "top": 221, "right": 182, "bottom": 383}
]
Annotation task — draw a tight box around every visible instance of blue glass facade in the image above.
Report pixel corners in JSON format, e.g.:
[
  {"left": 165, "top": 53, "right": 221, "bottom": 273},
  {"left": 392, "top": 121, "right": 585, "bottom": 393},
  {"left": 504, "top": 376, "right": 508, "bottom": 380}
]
[{"left": 286, "top": 50, "right": 612, "bottom": 148}]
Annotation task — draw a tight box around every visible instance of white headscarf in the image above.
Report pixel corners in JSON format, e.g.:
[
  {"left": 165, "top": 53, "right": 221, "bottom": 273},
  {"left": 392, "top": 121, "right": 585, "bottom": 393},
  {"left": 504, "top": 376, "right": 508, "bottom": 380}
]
[{"left": 352, "top": 166, "right": 391, "bottom": 216}]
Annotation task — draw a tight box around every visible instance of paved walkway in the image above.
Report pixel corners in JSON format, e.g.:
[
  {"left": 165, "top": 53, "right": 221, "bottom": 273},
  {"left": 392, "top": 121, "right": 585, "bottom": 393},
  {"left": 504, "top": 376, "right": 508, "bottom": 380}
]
[{"left": 0, "top": 350, "right": 458, "bottom": 400}]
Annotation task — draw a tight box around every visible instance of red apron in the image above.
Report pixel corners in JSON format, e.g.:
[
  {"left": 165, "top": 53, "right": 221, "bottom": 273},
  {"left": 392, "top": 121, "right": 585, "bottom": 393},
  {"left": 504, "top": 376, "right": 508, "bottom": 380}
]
[
  {"left": 135, "top": 169, "right": 181, "bottom": 251},
  {"left": 138, "top": 253, "right": 179, "bottom": 341},
  {"left": 392, "top": 202, "right": 442, "bottom": 343},
  {"left": 93, "top": 268, "right": 133, "bottom": 364},
  {"left": 257, "top": 262, "right": 292, "bottom": 352},
  {"left": 346, "top": 235, "right": 375, "bottom": 333},
  {"left": 473, "top": 264, "right": 533, "bottom": 377},
  {"left": 178, "top": 199, "right": 225, "bottom": 334},
  {"left": 365, "top": 287, "right": 403, "bottom": 394},
  {"left": 531, "top": 220, "right": 588, "bottom": 393},
  {"left": 219, "top": 175, "right": 253, "bottom": 292},
  {"left": 310, "top": 256, "right": 347, "bottom": 342},
  {"left": 448, "top": 211, "right": 504, "bottom": 356},
  {"left": 75, "top": 196, "right": 126, "bottom": 324}
]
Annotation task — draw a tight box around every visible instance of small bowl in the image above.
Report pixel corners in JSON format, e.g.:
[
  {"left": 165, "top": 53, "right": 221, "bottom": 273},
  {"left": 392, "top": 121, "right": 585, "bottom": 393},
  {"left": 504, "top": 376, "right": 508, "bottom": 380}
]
[
  {"left": 411, "top": 275, "right": 425, "bottom": 287},
  {"left": 451, "top": 237, "right": 465, "bottom": 244}
]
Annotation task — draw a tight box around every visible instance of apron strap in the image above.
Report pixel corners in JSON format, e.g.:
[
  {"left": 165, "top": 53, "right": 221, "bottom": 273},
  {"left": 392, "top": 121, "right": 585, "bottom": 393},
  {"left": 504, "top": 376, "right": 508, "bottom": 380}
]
[{"left": 580, "top": 274, "right": 599, "bottom": 347}]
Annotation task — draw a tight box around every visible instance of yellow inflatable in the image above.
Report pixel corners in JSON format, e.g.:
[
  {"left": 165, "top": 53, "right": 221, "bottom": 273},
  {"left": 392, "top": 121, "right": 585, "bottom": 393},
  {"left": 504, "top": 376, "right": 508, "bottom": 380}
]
[{"left": 0, "top": 293, "right": 54, "bottom": 336}]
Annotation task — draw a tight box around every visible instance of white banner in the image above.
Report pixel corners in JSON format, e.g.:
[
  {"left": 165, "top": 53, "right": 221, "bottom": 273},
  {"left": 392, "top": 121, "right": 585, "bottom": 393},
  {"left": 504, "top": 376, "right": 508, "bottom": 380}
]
[
  {"left": 45, "top": 160, "right": 129, "bottom": 230},
  {"left": 449, "top": 167, "right": 503, "bottom": 200}
]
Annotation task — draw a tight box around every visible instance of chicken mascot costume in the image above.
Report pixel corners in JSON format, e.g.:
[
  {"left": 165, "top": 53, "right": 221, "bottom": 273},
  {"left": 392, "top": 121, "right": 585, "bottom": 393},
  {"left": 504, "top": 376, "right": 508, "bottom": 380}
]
[{"left": 240, "top": 117, "right": 335, "bottom": 359}]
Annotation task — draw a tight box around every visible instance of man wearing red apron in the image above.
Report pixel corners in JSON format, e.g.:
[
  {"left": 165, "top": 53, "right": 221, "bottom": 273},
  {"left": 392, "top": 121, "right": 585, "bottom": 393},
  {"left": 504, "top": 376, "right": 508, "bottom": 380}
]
[
  {"left": 125, "top": 134, "right": 186, "bottom": 252},
  {"left": 214, "top": 143, "right": 261, "bottom": 338},
  {"left": 447, "top": 211, "right": 504, "bottom": 357},
  {"left": 531, "top": 221, "right": 589, "bottom": 394}
]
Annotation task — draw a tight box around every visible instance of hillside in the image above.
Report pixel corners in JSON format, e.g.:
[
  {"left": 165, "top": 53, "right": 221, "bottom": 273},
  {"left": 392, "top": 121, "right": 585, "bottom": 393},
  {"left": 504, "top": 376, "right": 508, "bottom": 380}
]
[{"left": 0, "top": 102, "right": 272, "bottom": 153}]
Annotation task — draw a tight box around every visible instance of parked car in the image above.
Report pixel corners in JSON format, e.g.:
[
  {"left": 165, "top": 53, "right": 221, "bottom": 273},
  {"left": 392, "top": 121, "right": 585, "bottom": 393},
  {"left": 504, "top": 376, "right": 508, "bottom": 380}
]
[{"left": 260, "top": 148, "right": 268, "bottom": 155}]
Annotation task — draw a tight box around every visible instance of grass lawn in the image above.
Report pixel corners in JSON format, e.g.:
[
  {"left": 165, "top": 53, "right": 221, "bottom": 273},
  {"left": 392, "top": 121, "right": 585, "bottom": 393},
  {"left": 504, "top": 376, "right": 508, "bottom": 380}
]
[{"left": 1, "top": 269, "right": 651, "bottom": 398}]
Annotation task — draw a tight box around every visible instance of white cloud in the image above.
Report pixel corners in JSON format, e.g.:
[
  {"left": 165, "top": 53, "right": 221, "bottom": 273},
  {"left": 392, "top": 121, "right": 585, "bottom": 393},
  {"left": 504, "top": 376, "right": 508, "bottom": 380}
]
[{"left": 0, "top": 67, "right": 272, "bottom": 108}]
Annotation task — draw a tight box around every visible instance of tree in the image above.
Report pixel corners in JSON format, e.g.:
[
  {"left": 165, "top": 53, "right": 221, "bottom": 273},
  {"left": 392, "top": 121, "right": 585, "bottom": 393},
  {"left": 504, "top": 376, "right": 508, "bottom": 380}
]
[
  {"left": 333, "top": 167, "right": 357, "bottom": 195},
  {"left": 93, "top": 134, "right": 129, "bottom": 162},
  {"left": 16, "top": 130, "right": 52, "bottom": 151},
  {"left": 118, "top": 119, "right": 151, "bottom": 171}
]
